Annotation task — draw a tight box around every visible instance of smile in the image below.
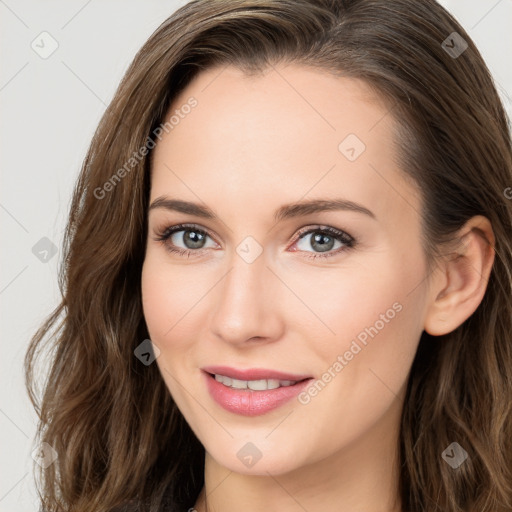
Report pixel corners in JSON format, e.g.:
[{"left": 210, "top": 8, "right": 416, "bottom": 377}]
[{"left": 202, "top": 369, "right": 314, "bottom": 416}]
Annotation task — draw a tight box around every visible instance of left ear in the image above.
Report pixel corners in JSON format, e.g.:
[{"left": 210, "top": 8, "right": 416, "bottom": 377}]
[{"left": 423, "top": 215, "right": 496, "bottom": 336}]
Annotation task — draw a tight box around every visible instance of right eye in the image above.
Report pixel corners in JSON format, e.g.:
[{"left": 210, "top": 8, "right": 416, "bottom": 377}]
[{"left": 154, "top": 223, "right": 218, "bottom": 257}]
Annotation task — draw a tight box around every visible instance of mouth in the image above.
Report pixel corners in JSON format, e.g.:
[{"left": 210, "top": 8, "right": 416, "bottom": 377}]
[{"left": 201, "top": 366, "right": 314, "bottom": 416}]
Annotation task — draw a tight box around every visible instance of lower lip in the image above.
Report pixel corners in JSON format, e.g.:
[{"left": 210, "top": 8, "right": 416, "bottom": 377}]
[{"left": 203, "top": 371, "right": 313, "bottom": 416}]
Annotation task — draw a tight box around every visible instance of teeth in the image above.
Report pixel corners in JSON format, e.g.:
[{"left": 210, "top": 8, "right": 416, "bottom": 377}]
[
  {"left": 231, "top": 378, "right": 247, "bottom": 389},
  {"left": 214, "top": 374, "right": 297, "bottom": 390}
]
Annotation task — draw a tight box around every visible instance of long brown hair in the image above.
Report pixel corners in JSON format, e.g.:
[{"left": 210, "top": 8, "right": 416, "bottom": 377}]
[{"left": 25, "top": 1, "right": 512, "bottom": 511}]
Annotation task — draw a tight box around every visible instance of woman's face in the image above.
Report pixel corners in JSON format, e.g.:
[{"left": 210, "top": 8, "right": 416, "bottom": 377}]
[{"left": 141, "top": 63, "right": 431, "bottom": 475}]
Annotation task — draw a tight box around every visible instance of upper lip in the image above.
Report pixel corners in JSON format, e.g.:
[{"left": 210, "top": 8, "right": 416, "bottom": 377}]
[{"left": 202, "top": 365, "right": 313, "bottom": 382}]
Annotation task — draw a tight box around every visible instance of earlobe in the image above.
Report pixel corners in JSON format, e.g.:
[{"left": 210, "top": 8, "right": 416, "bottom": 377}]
[{"left": 423, "top": 216, "right": 495, "bottom": 336}]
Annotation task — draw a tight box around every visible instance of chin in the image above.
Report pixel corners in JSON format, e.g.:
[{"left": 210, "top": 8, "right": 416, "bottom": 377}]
[{"left": 205, "top": 437, "right": 309, "bottom": 476}]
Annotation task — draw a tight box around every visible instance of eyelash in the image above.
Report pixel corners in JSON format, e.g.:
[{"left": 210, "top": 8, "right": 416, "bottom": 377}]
[{"left": 153, "top": 223, "right": 356, "bottom": 260}]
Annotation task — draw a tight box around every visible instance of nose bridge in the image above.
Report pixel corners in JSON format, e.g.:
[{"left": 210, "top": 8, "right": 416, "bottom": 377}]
[{"left": 210, "top": 246, "right": 281, "bottom": 344}]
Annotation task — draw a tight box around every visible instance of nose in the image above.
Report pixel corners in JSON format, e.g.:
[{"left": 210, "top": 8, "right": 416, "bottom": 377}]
[{"left": 209, "top": 249, "right": 284, "bottom": 346}]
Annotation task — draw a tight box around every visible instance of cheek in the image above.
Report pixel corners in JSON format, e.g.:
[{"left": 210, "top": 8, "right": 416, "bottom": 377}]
[
  {"left": 141, "top": 257, "right": 197, "bottom": 405},
  {"left": 141, "top": 252, "right": 203, "bottom": 346},
  {"left": 292, "top": 252, "right": 426, "bottom": 388},
  {"left": 141, "top": 260, "right": 170, "bottom": 342},
  {"left": 285, "top": 262, "right": 424, "bottom": 457}
]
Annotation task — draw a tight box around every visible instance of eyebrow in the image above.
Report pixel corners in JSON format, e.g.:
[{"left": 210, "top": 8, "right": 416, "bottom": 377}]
[{"left": 148, "top": 196, "right": 376, "bottom": 223}]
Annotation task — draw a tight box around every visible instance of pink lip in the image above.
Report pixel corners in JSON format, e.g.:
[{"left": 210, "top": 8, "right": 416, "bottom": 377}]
[
  {"left": 201, "top": 365, "right": 312, "bottom": 382},
  {"left": 201, "top": 368, "right": 314, "bottom": 417}
]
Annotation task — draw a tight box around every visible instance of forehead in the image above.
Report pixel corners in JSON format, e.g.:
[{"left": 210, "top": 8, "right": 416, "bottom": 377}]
[
  {"left": 153, "top": 64, "right": 389, "bottom": 161},
  {"left": 149, "top": 63, "right": 420, "bottom": 226}
]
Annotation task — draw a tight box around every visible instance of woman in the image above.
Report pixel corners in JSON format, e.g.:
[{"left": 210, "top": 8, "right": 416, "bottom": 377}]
[{"left": 25, "top": 1, "right": 512, "bottom": 511}]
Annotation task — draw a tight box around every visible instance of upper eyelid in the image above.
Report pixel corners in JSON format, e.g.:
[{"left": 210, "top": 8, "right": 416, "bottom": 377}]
[{"left": 157, "top": 223, "right": 219, "bottom": 244}]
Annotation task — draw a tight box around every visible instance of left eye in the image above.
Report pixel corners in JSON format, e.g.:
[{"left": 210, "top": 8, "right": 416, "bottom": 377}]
[
  {"left": 154, "top": 223, "right": 355, "bottom": 259},
  {"left": 293, "top": 226, "right": 354, "bottom": 256}
]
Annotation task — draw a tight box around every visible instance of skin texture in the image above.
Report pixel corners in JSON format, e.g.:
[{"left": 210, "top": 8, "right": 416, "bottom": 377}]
[{"left": 141, "top": 63, "right": 495, "bottom": 512}]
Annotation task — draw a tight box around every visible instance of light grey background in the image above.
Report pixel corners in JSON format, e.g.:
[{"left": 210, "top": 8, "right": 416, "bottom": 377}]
[{"left": 1, "top": 1, "right": 511, "bottom": 510}]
